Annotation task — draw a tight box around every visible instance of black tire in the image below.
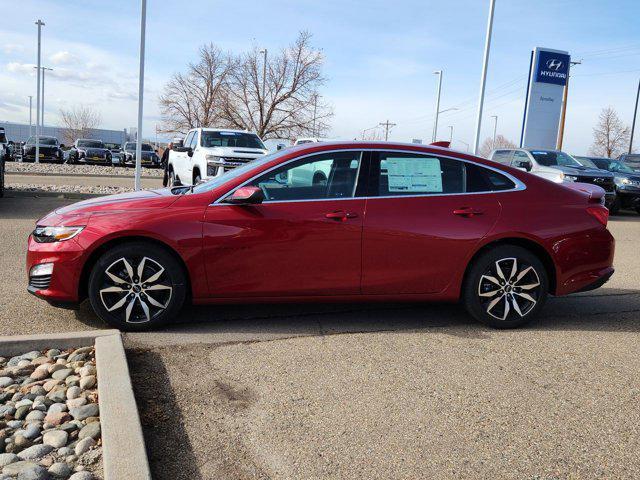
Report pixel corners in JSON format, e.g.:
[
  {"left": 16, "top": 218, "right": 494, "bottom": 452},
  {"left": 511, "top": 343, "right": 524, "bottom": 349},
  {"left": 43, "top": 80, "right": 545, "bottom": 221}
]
[
  {"left": 0, "top": 159, "right": 4, "bottom": 198},
  {"left": 463, "top": 245, "right": 548, "bottom": 329},
  {"left": 609, "top": 196, "right": 621, "bottom": 215},
  {"left": 193, "top": 170, "right": 201, "bottom": 185},
  {"left": 88, "top": 242, "right": 187, "bottom": 331},
  {"left": 169, "top": 167, "right": 178, "bottom": 186}
]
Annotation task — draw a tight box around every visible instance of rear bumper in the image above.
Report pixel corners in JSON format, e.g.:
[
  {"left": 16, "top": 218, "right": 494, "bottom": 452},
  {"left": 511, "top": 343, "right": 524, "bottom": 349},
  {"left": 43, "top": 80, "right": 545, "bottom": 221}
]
[{"left": 574, "top": 267, "right": 614, "bottom": 293}]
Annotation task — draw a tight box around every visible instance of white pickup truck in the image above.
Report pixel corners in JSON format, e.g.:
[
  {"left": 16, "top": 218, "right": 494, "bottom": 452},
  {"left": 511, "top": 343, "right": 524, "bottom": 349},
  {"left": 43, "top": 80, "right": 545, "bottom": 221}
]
[{"left": 167, "top": 128, "right": 268, "bottom": 186}]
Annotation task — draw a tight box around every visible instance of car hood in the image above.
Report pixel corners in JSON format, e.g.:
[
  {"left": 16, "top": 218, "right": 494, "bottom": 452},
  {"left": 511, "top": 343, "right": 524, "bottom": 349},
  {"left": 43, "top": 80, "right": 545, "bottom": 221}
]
[
  {"left": 202, "top": 146, "right": 268, "bottom": 157},
  {"left": 613, "top": 172, "right": 640, "bottom": 181},
  {"left": 37, "top": 189, "right": 180, "bottom": 226},
  {"left": 551, "top": 165, "right": 614, "bottom": 177}
]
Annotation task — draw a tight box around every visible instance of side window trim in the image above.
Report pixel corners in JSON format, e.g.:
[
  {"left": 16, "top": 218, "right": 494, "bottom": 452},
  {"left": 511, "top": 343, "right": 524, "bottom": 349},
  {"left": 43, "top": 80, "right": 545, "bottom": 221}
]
[{"left": 248, "top": 150, "right": 364, "bottom": 204}]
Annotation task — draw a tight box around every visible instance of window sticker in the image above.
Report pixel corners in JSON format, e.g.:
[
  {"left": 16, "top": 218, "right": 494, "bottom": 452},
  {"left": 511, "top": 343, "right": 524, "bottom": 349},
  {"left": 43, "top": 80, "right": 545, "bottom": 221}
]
[{"left": 384, "top": 157, "right": 443, "bottom": 193}]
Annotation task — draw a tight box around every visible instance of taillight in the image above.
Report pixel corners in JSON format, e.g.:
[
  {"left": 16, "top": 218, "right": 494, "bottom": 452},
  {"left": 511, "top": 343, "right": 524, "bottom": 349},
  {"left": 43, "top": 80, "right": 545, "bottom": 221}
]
[{"left": 586, "top": 206, "right": 609, "bottom": 226}]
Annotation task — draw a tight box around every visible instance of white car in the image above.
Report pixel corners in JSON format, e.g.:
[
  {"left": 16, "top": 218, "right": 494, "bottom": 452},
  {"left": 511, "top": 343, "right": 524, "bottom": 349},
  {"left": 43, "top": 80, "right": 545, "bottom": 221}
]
[
  {"left": 168, "top": 128, "right": 268, "bottom": 186},
  {"left": 489, "top": 148, "right": 565, "bottom": 183}
]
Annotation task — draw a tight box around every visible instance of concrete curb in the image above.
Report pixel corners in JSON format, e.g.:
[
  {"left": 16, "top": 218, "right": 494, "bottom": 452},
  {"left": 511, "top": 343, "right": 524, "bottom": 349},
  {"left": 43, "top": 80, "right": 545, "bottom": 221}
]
[
  {"left": 0, "top": 330, "right": 151, "bottom": 480},
  {"left": 6, "top": 171, "right": 161, "bottom": 180},
  {"left": 6, "top": 189, "right": 105, "bottom": 200}
]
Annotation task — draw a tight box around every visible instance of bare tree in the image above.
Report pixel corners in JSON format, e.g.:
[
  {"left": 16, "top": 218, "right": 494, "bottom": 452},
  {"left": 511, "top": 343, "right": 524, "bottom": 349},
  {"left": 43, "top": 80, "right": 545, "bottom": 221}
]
[
  {"left": 59, "top": 105, "right": 102, "bottom": 145},
  {"left": 221, "top": 31, "right": 332, "bottom": 140},
  {"left": 479, "top": 134, "right": 517, "bottom": 158},
  {"left": 589, "top": 107, "right": 630, "bottom": 158},
  {"left": 159, "top": 44, "right": 233, "bottom": 134}
]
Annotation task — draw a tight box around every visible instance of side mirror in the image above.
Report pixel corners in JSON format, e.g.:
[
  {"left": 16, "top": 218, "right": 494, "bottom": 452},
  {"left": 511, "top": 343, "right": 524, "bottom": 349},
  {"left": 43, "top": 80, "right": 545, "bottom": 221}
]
[
  {"left": 515, "top": 160, "right": 532, "bottom": 172},
  {"left": 276, "top": 143, "right": 287, "bottom": 151},
  {"left": 223, "top": 186, "right": 264, "bottom": 205},
  {"left": 187, "top": 147, "right": 194, "bottom": 157}
]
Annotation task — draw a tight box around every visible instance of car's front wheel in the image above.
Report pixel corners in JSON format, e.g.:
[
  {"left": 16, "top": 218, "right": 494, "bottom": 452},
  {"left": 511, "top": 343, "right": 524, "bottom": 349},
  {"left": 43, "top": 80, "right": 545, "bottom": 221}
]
[
  {"left": 88, "top": 242, "right": 187, "bottom": 331},
  {"left": 463, "top": 245, "right": 548, "bottom": 329}
]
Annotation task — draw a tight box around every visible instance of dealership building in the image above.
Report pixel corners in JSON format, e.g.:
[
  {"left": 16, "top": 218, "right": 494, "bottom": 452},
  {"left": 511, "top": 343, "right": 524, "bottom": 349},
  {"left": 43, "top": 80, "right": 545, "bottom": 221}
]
[{"left": 0, "top": 121, "right": 127, "bottom": 146}]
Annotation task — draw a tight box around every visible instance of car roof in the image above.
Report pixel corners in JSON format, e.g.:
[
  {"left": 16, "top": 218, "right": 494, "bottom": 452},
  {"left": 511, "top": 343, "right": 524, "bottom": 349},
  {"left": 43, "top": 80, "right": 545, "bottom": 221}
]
[{"left": 197, "top": 128, "right": 258, "bottom": 135}]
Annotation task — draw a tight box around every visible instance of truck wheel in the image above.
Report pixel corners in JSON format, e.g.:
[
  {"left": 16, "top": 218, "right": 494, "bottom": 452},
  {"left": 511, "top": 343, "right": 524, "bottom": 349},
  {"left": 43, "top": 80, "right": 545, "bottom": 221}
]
[{"left": 193, "top": 171, "right": 201, "bottom": 185}]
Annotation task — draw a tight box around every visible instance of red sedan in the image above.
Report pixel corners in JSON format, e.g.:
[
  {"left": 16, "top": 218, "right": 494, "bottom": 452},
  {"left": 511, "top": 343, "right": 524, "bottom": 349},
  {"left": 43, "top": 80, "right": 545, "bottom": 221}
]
[{"left": 26, "top": 142, "right": 614, "bottom": 331}]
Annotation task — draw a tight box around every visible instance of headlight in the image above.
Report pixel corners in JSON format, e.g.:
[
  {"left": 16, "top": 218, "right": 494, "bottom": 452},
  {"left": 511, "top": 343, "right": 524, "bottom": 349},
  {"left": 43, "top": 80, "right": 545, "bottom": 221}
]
[
  {"left": 32, "top": 226, "right": 84, "bottom": 243},
  {"left": 565, "top": 175, "right": 578, "bottom": 182},
  {"left": 206, "top": 155, "right": 223, "bottom": 164},
  {"left": 615, "top": 177, "right": 631, "bottom": 186}
]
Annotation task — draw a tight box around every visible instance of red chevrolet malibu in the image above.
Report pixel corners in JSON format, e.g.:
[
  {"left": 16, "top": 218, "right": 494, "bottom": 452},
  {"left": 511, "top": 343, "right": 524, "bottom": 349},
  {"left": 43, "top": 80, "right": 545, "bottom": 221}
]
[{"left": 27, "top": 142, "right": 614, "bottom": 331}]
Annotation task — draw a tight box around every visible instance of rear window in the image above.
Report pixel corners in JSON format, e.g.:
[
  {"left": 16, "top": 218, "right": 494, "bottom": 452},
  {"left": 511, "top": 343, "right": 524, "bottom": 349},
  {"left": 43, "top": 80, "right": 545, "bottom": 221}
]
[
  {"left": 466, "top": 163, "right": 517, "bottom": 192},
  {"left": 530, "top": 150, "right": 580, "bottom": 167}
]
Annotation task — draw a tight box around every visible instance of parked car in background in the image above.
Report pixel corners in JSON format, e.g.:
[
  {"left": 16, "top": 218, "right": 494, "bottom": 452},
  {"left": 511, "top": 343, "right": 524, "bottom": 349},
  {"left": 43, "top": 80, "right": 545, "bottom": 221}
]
[
  {"left": 489, "top": 148, "right": 616, "bottom": 208},
  {"left": 21, "top": 136, "right": 64, "bottom": 163},
  {"left": 168, "top": 128, "right": 268, "bottom": 186},
  {"left": 0, "top": 127, "right": 13, "bottom": 162},
  {"left": 575, "top": 155, "right": 640, "bottom": 214},
  {"left": 618, "top": 153, "right": 640, "bottom": 172},
  {"left": 27, "top": 142, "right": 614, "bottom": 331},
  {"left": 68, "top": 139, "right": 112, "bottom": 165},
  {"left": 104, "top": 143, "right": 123, "bottom": 166},
  {"left": 121, "top": 142, "right": 161, "bottom": 168},
  {"left": 0, "top": 143, "right": 5, "bottom": 198}
]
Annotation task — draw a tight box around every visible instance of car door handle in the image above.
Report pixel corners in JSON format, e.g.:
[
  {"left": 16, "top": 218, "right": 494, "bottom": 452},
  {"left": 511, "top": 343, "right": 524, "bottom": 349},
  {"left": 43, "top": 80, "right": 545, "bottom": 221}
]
[
  {"left": 325, "top": 211, "right": 358, "bottom": 221},
  {"left": 453, "top": 207, "right": 484, "bottom": 217}
]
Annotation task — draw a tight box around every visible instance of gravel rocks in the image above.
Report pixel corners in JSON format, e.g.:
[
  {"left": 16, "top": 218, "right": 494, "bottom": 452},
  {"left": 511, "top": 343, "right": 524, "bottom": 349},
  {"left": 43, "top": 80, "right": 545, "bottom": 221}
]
[
  {"left": 0, "top": 348, "right": 103, "bottom": 479},
  {"left": 6, "top": 162, "right": 162, "bottom": 178}
]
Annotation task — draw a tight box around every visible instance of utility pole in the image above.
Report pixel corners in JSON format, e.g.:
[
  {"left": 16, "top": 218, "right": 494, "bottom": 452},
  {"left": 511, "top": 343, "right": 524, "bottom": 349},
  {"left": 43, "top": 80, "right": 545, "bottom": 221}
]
[
  {"left": 630, "top": 78, "right": 640, "bottom": 154},
  {"left": 28, "top": 96, "right": 33, "bottom": 137},
  {"left": 432, "top": 70, "right": 443, "bottom": 142},
  {"left": 134, "top": 0, "right": 147, "bottom": 191},
  {"left": 35, "top": 19, "right": 44, "bottom": 164},
  {"left": 491, "top": 115, "right": 498, "bottom": 146},
  {"left": 379, "top": 120, "right": 396, "bottom": 141},
  {"left": 448, "top": 125, "right": 454, "bottom": 143},
  {"left": 557, "top": 59, "right": 581, "bottom": 150},
  {"left": 472, "top": 0, "right": 496, "bottom": 155}
]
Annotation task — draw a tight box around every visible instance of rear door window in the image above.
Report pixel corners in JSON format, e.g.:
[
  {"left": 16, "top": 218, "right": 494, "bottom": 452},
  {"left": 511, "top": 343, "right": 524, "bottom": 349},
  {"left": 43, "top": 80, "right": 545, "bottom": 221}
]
[{"left": 491, "top": 150, "right": 513, "bottom": 165}]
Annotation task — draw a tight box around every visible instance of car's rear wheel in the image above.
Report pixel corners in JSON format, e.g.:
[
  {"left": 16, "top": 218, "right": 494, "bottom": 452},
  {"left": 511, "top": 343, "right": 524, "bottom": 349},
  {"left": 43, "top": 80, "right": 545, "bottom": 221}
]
[
  {"left": 88, "top": 242, "right": 187, "bottom": 331},
  {"left": 463, "top": 245, "right": 548, "bottom": 329}
]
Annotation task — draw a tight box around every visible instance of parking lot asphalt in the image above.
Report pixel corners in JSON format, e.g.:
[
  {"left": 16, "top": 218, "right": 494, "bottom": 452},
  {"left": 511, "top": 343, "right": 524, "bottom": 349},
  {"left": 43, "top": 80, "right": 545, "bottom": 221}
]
[{"left": 2, "top": 192, "right": 639, "bottom": 479}]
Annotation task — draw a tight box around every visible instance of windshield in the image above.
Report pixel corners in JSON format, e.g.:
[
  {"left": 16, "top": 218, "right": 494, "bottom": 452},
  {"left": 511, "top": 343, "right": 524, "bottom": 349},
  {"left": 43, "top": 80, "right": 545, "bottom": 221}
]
[
  {"left": 201, "top": 131, "right": 265, "bottom": 149},
  {"left": 77, "top": 140, "right": 104, "bottom": 148},
  {"left": 27, "top": 136, "right": 58, "bottom": 146},
  {"left": 609, "top": 161, "right": 637, "bottom": 174},
  {"left": 124, "top": 143, "right": 135, "bottom": 150},
  {"left": 530, "top": 150, "right": 581, "bottom": 167},
  {"left": 191, "top": 151, "right": 282, "bottom": 194},
  {"left": 142, "top": 144, "right": 153, "bottom": 151},
  {"left": 623, "top": 155, "right": 640, "bottom": 170},
  {"left": 574, "top": 156, "right": 598, "bottom": 168}
]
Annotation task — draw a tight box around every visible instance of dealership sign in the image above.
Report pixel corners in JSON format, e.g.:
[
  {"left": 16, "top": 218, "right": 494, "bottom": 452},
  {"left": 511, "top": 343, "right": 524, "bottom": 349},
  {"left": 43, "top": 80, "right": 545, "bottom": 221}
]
[{"left": 521, "top": 47, "right": 570, "bottom": 149}]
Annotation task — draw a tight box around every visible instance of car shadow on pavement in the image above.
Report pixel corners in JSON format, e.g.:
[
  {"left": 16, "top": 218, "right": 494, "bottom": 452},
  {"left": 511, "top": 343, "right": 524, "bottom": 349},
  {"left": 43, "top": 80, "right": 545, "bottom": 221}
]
[
  {"left": 127, "top": 349, "right": 205, "bottom": 480},
  {"left": 112, "top": 287, "right": 640, "bottom": 349}
]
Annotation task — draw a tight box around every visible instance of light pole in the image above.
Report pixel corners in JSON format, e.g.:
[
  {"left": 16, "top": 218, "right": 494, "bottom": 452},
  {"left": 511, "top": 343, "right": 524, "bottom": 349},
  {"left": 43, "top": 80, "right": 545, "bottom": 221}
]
[
  {"left": 28, "top": 96, "right": 33, "bottom": 137},
  {"left": 472, "top": 0, "right": 496, "bottom": 155},
  {"left": 35, "top": 19, "right": 44, "bottom": 164},
  {"left": 491, "top": 115, "right": 498, "bottom": 146},
  {"left": 432, "top": 70, "right": 443, "bottom": 142},
  {"left": 629, "top": 79, "right": 639, "bottom": 154},
  {"left": 34, "top": 66, "right": 53, "bottom": 128},
  {"left": 448, "top": 126, "right": 454, "bottom": 143},
  {"left": 134, "top": 0, "right": 147, "bottom": 191}
]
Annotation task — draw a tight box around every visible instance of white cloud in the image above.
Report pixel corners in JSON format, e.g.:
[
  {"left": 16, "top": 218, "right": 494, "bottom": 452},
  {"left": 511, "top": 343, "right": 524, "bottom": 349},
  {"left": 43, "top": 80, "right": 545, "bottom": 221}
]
[
  {"left": 50, "top": 51, "right": 81, "bottom": 65},
  {"left": 2, "top": 44, "right": 25, "bottom": 55},
  {"left": 7, "top": 62, "right": 36, "bottom": 75}
]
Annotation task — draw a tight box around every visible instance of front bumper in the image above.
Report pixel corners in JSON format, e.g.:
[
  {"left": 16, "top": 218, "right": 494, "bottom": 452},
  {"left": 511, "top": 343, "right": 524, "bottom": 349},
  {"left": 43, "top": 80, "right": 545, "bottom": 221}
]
[{"left": 26, "top": 235, "right": 86, "bottom": 305}]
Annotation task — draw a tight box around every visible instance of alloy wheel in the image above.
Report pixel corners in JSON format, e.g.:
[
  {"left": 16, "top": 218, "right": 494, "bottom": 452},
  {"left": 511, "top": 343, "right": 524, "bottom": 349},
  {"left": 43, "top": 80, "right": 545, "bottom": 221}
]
[
  {"left": 477, "top": 257, "right": 541, "bottom": 321},
  {"left": 99, "top": 256, "right": 172, "bottom": 324}
]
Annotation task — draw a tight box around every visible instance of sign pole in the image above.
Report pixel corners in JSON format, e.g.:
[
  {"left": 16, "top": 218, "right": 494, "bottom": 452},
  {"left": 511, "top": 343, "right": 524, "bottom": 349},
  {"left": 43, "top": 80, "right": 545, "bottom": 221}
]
[
  {"left": 630, "top": 79, "right": 640, "bottom": 154},
  {"left": 35, "top": 20, "right": 44, "bottom": 164}
]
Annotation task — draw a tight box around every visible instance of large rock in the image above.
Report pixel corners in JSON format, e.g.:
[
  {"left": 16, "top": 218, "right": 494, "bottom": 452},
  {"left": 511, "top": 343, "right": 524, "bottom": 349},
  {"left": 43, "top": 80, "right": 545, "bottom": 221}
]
[
  {"left": 78, "top": 422, "right": 100, "bottom": 441},
  {"left": 0, "top": 453, "right": 19, "bottom": 468},
  {"left": 43, "top": 430, "right": 68, "bottom": 448},
  {"left": 48, "top": 462, "right": 73, "bottom": 478},
  {"left": 74, "top": 438, "right": 95, "bottom": 456},
  {"left": 79, "top": 376, "right": 96, "bottom": 391},
  {"left": 16, "top": 464, "right": 48, "bottom": 480},
  {"left": 16, "top": 444, "right": 53, "bottom": 460},
  {"left": 51, "top": 369, "right": 72, "bottom": 381},
  {"left": 69, "top": 404, "right": 98, "bottom": 421},
  {"left": 2, "top": 461, "right": 40, "bottom": 476},
  {"left": 0, "top": 378, "right": 13, "bottom": 388},
  {"left": 69, "top": 472, "right": 94, "bottom": 480}
]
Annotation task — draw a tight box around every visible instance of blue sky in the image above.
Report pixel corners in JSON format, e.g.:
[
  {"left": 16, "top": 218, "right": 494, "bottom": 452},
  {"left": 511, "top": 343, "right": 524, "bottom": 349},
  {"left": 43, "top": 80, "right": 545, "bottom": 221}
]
[{"left": 1, "top": 0, "right": 639, "bottom": 154}]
